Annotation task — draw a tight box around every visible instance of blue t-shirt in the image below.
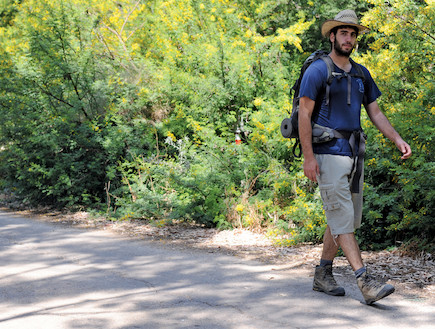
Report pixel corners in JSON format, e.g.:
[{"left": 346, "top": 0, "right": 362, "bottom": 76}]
[{"left": 299, "top": 58, "right": 381, "bottom": 156}]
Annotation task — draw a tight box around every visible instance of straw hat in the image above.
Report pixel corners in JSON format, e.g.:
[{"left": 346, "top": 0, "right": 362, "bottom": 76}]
[{"left": 321, "top": 10, "right": 369, "bottom": 38}]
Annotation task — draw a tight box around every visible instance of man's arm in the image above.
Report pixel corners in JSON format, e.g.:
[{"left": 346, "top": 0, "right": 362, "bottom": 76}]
[
  {"left": 365, "top": 101, "right": 412, "bottom": 160},
  {"left": 299, "top": 96, "right": 319, "bottom": 182}
]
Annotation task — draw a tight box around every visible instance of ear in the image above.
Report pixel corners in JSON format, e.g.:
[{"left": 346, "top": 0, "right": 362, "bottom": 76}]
[{"left": 329, "top": 32, "right": 335, "bottom": 43}]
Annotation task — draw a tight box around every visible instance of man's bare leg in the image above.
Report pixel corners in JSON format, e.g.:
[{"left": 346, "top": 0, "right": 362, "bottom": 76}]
[
  {"left": 320, "top": 226, "right": 363, "bottom": 270},
  {"left": 336, "top": 233, "right": 364, "bottom": 271},
  {"left": 321, "top": 225, "right": 339, "bottom": 261}
]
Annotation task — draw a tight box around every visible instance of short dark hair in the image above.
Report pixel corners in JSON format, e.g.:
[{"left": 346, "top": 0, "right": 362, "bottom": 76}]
[{"left": 330, "top": 25, "right": 359, "bottom": 37}]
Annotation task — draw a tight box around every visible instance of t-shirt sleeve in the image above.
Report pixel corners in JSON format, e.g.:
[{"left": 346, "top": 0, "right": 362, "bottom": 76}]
[
  {"left": 362, "top": 65, "right": 382, "bottom": 105},
  {"left": 299, "top": 60, "right": 327, "bottom": 101}
]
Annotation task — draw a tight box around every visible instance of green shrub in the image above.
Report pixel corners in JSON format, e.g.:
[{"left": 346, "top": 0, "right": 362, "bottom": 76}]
[{"left": 0, "top": 0, "right": 432, "bottom": 252}]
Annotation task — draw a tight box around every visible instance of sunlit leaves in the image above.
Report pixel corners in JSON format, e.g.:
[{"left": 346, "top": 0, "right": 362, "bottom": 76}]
[{"left": 0, "top": 0, "right": 432, "bottom": 249}]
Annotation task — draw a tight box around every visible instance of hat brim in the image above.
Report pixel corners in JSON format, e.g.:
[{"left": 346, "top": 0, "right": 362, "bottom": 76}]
[{"left": 321, "top": 20, "right": 370, "bottom": 38}]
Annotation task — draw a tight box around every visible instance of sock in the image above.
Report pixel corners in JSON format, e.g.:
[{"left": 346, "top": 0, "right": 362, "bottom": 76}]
[
  {"left": 319, "top": 259, "right": 333, "bottom": 267},
  {"left": 354, "top": 266, "right": 367, "bottom": 278}
]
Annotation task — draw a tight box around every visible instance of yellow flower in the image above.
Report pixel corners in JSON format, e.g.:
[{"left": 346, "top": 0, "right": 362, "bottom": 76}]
[
  {"left": 253, "top": 98, "right": 263, "bottom": 107},
  {"left": 244, "top": 216, "right": 254, "bottom": 225},
  {"left": 235, "top": 204, "right": 244, "bottom": 212},
  {"left": 167, "top": 132, "right": 177, "bottom": 142}
]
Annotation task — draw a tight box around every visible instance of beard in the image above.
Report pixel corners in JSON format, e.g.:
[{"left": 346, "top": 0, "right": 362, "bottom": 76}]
[{"left": 333, "top": 41, "right": 354, "bottom": 57}]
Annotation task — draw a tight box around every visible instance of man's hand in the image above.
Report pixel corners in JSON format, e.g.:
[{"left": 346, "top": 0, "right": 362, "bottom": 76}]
[
  {"left": 303, "top": 157, "right": 320, "bottom": 182},
  {"left": 396, "top": 139, "right": 412, "bottom": 160}
]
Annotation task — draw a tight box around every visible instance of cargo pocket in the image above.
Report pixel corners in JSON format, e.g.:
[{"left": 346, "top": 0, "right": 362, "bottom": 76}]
[{"left": 319, "top": 183, "right": 341, "bottom": 211}]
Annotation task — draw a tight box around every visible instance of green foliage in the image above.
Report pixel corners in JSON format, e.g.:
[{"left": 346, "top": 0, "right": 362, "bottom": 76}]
[
  {"left": 0, "top": 0, "right": 21, "bottom": 27},
  {"left": 0, "top": 0, "right": 433, "bottom": 250},
  {"left": 357, "top": 0, "right": 434, "bottom": 251}
]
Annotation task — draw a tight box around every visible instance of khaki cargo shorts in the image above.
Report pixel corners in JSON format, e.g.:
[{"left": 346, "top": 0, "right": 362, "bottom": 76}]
[{"left": 315, "top": 154, "right": 364, "bottom": 235}]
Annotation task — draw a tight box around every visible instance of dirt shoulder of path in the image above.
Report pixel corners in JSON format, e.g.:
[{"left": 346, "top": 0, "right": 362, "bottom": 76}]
[{"left": 1, "top": 205, "right": 433, "bottom": 301}]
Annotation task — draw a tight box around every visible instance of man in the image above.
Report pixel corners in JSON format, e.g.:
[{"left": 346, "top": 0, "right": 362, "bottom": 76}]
[{"left": 298, "top": 9, "right": 412, "bottom": 304}]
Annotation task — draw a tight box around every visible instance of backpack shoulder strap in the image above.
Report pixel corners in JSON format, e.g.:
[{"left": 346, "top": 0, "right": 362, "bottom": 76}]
[
  {"left": 349, "top": 58, "right": 365, "bottom": 81},
  {"left": 321, "top": 55, "right": 335, "bottom": 84},
  {"left": 292, "top": 50, "right": 329, "bottom": 96},
  {"left": 320, "top": 55, "right": 335, "bottom": 106}
]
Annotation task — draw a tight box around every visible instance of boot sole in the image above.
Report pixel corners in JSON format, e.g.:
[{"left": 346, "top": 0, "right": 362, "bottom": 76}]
[
  {"left": 313, "top": 285, "right": 345, "bottom": 296},
  {"left": 365, "top": 285, "right": 395, "bottom": 305}
]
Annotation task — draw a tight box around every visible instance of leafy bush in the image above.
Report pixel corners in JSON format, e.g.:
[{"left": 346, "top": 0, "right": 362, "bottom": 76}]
[
  {"left": 0, "top": 0, "right": 433, "bottom": 251},
  {"left": 357, "top": 0, "right": 434, "bottom": 251}
]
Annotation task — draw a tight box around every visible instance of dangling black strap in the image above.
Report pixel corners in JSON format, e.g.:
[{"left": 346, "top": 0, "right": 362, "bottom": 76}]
[
  {"left": 292, "top": 139, "right": 302, "bottom": 158},
  {"left": 347, "top": 73, "right": 352, "bottom": 105},
  {"left": 348, "top": 130, "right": 367, "bottom": 193}
]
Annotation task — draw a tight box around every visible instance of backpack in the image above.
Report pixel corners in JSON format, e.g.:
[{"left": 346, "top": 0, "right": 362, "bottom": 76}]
[{"left": 281, "top": 50, "right": 365, "bottom": 157}]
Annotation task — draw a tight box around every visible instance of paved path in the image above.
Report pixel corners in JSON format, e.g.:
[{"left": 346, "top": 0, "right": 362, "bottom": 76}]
[{"left": 0, "top": 211, "right": 433, "bottom": 329}]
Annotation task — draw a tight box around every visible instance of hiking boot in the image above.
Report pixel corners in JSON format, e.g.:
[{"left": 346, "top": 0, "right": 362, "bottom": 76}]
[
  {"left": 313, "top": 265, "right": 345, "bottom": 296},
  {"left": 357, "top": 272, "right": 395, "bottom": 304}
]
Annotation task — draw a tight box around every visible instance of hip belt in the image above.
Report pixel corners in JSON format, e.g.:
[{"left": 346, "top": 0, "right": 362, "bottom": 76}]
[{"left": 312, "top": 125, "right": 366, "bottom": 194}]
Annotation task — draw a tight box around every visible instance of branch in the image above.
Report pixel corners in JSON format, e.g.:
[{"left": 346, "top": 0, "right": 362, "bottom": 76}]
[
  {"left": 101, "top": 22, "right": 139, "bottom": 71},
  {"left": 37, "top": 81, "right": 89, "bottom": 119},
  {"left": 37, "top": 83, "right": 74, "bottom": 108},
  {"left": 95, "top": 30, "right": 116, "bottom": 60},
  {"left": 121, "top": 0, "right": 142, "bottom": 37},
  {"left": 394, "top": 14, "right": 435, "bottom": 42},
  {"left": 126, "top": 21, "right": 147, "bottom": 42}
]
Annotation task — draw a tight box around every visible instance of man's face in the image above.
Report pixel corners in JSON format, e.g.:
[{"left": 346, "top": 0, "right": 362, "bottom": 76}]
[{"left": 331, "top": 27, "right": 358, "bottom": 57}]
